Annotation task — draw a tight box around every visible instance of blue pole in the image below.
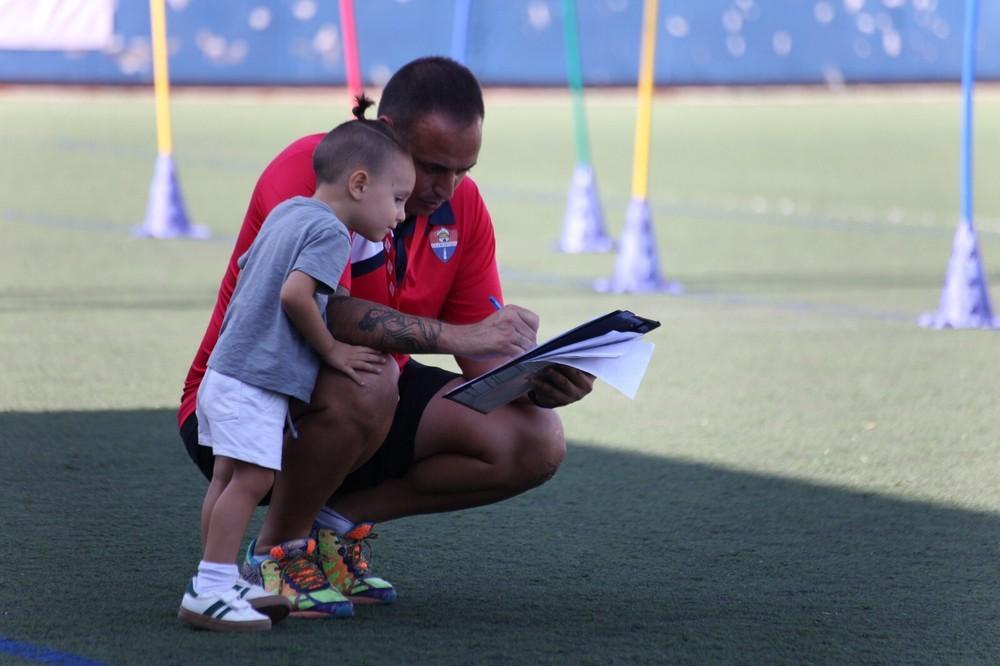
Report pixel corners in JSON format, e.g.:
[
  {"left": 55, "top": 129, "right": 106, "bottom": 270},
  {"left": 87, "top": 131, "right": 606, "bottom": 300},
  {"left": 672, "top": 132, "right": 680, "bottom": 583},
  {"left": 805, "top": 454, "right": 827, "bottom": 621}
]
[
  {"left": 918, "top": 0, "right": 995, "bottom": 328},
  {"left": 451, "top": 0, "right": 471, "bottom": 64},
  {"left": 960, "top": 0, "right": 978, "bottom": 229}
]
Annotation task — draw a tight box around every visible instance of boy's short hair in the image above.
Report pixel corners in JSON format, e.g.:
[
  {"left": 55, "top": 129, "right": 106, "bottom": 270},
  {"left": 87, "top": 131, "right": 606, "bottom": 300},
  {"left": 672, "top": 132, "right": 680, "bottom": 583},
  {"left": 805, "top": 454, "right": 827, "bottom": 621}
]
[
  {"left": 313, "top": 94, "right": 409, "bottom": 185},
  {"left": 377, "top": 56, "right": 484, "bottom": 136}
]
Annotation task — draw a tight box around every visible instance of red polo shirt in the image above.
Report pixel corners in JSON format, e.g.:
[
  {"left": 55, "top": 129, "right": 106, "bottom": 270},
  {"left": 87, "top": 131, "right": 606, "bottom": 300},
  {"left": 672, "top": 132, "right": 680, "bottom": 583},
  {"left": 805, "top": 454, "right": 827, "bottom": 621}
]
[{"left": 178, "top": 133, "right": 502, "bottom": 427}]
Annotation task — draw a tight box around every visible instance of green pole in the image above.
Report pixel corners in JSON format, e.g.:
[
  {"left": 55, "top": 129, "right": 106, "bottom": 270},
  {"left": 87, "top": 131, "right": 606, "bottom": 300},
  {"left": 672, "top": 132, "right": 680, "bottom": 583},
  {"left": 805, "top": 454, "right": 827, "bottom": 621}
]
[{"left": 563, "top": 0, "right": 591, "bottom": 166}]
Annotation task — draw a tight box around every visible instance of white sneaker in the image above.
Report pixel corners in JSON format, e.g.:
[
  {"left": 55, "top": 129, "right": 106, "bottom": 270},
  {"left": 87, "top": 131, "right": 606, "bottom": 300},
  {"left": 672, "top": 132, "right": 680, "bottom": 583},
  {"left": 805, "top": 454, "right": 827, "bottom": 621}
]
[
  {"left": 234, "top": 578, "right": 291, "bottom": 623},
  {"left": 178, "top": 578, "right": 271, "bottom": 632}
]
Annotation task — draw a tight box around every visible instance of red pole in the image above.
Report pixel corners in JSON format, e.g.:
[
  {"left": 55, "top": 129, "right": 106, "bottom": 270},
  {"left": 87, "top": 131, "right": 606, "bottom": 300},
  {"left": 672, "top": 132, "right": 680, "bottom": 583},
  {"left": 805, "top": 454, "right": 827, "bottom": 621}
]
[{"left": 339, "top": 0, "right": 362, "bottom": 100}]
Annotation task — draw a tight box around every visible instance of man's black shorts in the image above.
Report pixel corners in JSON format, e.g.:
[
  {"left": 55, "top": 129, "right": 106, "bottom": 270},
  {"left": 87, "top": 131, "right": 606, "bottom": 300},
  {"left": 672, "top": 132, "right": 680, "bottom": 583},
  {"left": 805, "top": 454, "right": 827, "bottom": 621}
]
[{"left": 179, "top": 360, "right": 459, "bottom": 497}]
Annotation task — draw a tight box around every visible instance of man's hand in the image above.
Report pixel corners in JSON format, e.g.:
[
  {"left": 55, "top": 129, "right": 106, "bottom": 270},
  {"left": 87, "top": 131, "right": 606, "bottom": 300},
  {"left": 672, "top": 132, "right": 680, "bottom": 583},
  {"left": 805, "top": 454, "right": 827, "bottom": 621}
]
[
  {"left": 527, "top": 365, "right": 595, "bottom": 408},
  {"left": 458, "top": 305, "right": 539, "bottom": 359},
  {"left": 321, "top": 340, "right": 390, "bottom": 387}
]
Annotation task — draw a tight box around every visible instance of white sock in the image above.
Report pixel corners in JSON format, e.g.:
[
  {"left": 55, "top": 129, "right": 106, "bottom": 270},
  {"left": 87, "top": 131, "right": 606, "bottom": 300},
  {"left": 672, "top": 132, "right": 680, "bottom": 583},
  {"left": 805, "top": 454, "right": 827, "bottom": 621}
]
[
  {"left": 195, "top": 561, "right": 239, "bottom": 595},
  {"left": 315, "top": 506, "right": 355, "bottom": 536}
]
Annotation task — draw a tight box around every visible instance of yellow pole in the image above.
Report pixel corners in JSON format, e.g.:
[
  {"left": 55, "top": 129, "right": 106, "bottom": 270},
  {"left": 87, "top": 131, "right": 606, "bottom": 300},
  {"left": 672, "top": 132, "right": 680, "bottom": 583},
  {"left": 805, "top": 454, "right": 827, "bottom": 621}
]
[
  {"left": 630, "top": 0, "right": 658, "bottom": 199},
  {"left": 149, "top": 0, "right": 173, "bottom": 156}
]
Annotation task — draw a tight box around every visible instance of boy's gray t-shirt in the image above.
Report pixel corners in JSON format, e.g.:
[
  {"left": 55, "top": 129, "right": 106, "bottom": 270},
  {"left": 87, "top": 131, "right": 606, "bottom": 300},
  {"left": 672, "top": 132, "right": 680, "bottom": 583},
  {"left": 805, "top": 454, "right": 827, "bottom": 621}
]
[{"left": 208, "top": 196, "right": 349, "bottom": 402}]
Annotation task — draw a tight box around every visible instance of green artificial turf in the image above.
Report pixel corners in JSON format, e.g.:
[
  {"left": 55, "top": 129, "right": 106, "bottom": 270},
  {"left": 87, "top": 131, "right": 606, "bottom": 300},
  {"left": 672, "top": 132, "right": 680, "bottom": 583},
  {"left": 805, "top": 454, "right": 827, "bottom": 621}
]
[{"left": 1, "top": 87, "right": 999, "bottom": 664}]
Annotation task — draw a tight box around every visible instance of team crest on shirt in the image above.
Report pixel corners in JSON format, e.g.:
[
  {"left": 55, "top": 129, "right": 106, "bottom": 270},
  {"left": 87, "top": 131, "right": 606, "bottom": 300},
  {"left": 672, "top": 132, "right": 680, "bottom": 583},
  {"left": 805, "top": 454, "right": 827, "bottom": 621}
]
[{"left": 430, "top": 227, "right": 458, "bottom": 262}]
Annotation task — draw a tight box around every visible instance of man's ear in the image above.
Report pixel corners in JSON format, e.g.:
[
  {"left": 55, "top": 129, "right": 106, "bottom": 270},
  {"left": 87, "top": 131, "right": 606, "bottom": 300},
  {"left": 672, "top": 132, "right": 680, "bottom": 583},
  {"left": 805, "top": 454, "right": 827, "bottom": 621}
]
[
  {"left": 378, "top": 115, "right": 394, "bottom": 128},
  {"left": 347, "top": 169, "right": 369, "bottom": 201}
]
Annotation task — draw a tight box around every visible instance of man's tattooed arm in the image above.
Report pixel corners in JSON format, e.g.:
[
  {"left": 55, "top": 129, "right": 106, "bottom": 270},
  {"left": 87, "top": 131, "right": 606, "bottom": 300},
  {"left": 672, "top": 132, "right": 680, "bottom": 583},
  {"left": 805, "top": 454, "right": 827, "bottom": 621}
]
[
  {"left": 326, "top": 293, "right": 536, "bottom": 361},
  {"left": 356, "top": 305, "right": 443, "bottom": 353},
  {"left": 327, "top": 295, "right": 447, "bottom": 354}
]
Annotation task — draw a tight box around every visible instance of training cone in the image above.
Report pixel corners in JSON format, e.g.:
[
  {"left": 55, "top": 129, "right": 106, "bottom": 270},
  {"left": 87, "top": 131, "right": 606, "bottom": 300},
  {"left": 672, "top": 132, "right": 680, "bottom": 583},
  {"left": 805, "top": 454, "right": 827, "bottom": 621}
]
[
  {"left": 135, "top": 154, "right": 209, "bottom": 239},
  {"left": 595, "top": 197, "right": 682, "bottom": 294},
  {"left": 556, "top": 163, "right": 613, "bottom": 253},
  {"left": 920, "top": 221, "right": 998, "bottom": 328}
]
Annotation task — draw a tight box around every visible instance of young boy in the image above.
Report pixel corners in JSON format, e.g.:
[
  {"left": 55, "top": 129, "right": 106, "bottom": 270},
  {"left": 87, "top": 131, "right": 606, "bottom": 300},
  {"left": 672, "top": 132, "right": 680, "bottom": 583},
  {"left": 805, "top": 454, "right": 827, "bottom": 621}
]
[{"left": 178, "top": 96, "right": 415, "bottom": 632}]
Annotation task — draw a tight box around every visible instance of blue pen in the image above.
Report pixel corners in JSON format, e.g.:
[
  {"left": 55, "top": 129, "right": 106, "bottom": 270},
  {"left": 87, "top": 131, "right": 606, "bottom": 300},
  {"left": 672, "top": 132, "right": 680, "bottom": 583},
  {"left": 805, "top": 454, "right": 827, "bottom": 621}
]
[{"left": 488, "top": 295, "right": 502, "bottom": 311}]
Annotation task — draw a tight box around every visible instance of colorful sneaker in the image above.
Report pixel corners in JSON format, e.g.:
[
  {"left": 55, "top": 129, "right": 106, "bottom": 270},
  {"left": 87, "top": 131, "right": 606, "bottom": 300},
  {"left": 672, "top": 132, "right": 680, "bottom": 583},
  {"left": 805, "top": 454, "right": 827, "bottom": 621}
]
[
  {"left": 313, "top": 523, "right": 397, "bottom": 605},
  {"left": 178, "top": 578, "right": 271, "bottom": 632},
  {"left": 234, "top": 579, "right": 292, "bottom": 624},
  {"left": 240, "top": 538, "right": 353, "bottom": 618}
]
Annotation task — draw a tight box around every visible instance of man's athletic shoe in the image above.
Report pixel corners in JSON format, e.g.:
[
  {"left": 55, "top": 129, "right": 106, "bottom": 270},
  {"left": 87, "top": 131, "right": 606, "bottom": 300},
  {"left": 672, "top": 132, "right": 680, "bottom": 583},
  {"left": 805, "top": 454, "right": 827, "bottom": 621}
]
[
  {"left": 234, "top": 578, "right": 292, "bottom": 623},
  {"left": 178, "top": 578, "right": 271, "bottom": 632},
  {"left": 240, "top": 537, "right": 353, "bottom": 618},
  {"left": 313, "top": 523, "right": 398, "bottom": 605}
]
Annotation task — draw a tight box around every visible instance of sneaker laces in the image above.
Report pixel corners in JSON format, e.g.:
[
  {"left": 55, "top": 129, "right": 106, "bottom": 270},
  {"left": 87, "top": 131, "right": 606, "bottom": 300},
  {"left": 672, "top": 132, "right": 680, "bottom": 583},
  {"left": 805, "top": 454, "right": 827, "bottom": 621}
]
[
  {"left": 341, "top": 530, "right": 378, "bottom": 578},
  {"left": 280, "top": 553, "right": 328, "bottom": 592}
]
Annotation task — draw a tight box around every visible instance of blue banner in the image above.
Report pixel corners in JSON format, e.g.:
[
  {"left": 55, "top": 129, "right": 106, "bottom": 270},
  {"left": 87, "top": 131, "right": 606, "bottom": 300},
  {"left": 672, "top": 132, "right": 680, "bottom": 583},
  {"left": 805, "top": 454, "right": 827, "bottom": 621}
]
[{"left": 0, "top": 0, "right": 996, "bottom": 85}]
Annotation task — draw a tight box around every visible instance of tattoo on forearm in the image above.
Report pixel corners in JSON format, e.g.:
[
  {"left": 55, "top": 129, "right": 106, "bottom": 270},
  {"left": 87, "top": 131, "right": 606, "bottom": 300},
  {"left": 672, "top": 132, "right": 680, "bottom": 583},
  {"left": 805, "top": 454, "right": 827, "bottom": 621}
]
[{"left": 358, "top": 307, "right": 442, "bottom": 352}]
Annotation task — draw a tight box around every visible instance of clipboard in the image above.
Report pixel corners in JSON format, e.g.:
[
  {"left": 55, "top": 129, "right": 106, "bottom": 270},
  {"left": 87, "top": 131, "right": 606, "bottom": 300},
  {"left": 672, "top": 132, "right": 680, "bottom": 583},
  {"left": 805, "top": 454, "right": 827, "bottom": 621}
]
[{"left": 443, "top": 310, "right": 660, "bottom": 414}]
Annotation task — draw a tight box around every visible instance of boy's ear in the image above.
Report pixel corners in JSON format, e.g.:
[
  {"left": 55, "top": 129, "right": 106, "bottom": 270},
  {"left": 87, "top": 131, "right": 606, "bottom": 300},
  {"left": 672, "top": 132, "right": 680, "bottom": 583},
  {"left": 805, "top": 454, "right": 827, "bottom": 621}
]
[{"left": 347, "top": 169, "right": 369, "bottom": 201}]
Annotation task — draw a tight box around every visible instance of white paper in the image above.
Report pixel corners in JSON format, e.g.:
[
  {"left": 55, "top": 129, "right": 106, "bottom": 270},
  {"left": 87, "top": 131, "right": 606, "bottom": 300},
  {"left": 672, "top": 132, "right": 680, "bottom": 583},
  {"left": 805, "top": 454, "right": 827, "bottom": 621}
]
[{"left": 527, "top": 339, "right": 654, "bottom": 399}]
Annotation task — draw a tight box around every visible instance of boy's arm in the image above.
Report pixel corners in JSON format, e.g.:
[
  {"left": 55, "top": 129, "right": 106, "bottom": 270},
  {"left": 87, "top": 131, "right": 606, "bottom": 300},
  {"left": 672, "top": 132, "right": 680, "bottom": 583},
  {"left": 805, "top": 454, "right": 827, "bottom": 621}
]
[{"left": 280, "top": 270, "right": 338, "bottom": 364}]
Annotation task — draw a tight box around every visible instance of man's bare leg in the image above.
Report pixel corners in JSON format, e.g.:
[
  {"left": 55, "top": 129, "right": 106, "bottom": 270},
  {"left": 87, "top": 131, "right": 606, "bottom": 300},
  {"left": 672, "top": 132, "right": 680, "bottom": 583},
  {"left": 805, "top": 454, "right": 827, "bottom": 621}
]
[
  {"left": 254, "top": 362, "right": 398, "bottom": 552},
  {"left": 330, "top": 377, "right": 566, "bottom": 523}
]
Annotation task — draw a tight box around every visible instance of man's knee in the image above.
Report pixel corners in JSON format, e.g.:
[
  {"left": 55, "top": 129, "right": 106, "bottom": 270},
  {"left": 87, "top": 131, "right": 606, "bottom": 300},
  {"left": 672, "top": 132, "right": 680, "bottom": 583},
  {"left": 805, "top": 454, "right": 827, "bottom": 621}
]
[
  {"left": 511, "top": 408, "right": 566, "bottom": 489},
  {"left": 307, "top": 362, "right": 399, "bottom": 443}
]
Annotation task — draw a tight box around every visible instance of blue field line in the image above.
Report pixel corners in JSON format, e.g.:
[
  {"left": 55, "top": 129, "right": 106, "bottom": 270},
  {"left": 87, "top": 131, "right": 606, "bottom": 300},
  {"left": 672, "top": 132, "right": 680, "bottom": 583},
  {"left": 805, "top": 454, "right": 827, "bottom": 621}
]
[
  {"left": 0, "top": 636, "right": 105, "bottom": 665},
  {"left": 3, "top": 196, "right": 983, "bottom": 244},
  {"left": 0, "top": 208, "right": 235, "bottom": 243},
  {"left": 681, "top": 289, "right": 918, "bottom": 323},
  {"left": 1, "top": 208, "right": 126, "bottom": 234},
  {"left": 482, "top": 183, "right": 1000, "bottom": 239},
  {"left": 653, "top": 200, "right": 976, "bottom": 238},
  {"left": 3, "top": 170, "right": 995, "bottom": 242},
  {"left": 0, "top": 136, "right": 264, "bottom": 174},
  {"left": 499, "top": 268, "right": 918, "bottom": 323},
  {"left": 53, "top": 138, "right": 264, "bottom": 173}
]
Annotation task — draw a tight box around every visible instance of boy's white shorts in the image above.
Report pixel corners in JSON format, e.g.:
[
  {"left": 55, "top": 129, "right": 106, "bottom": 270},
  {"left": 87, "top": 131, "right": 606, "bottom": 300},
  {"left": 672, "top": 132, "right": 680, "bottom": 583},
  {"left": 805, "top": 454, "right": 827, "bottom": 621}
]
[{"left": 196, "top": 368, "right": 287, "bottom": 471}]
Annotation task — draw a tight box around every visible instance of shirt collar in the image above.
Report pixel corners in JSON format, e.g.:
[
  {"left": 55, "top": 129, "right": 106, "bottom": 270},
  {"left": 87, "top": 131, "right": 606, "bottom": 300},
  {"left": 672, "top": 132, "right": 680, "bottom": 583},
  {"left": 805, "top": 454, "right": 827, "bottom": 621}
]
[{"left": 427, "top": 201, "right": 456, "bottom": 226}]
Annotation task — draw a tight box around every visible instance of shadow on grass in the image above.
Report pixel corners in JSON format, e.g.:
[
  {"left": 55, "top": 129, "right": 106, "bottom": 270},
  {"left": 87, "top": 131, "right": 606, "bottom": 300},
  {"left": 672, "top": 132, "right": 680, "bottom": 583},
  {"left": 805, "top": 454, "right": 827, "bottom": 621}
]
[{"left": 1, "top": 409, "right": 997, "bottom": 664}]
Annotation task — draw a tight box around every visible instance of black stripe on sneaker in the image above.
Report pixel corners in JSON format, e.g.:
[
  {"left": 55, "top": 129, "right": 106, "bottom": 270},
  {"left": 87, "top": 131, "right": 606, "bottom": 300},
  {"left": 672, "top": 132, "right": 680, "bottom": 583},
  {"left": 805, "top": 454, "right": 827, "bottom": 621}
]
[
  {"left": 215, "top": 606, "right": 231, "bottom": 620},
  {"left": 204, "top": 600, "right": 227, "bottom": 617}
]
